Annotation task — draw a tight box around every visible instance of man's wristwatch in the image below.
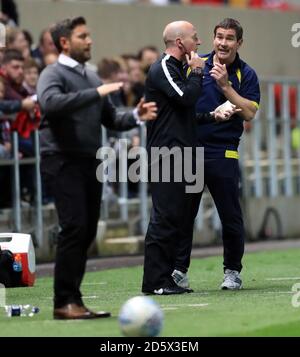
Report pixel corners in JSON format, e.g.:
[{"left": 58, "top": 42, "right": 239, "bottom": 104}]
[{"left": 191, "top": 67, "right": 204, "bottom": 77}]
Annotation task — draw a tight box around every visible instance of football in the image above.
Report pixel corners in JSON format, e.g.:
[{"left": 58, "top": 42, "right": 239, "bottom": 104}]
[{"left": 118, "top": 296, "right": 164, "bottom": 337}]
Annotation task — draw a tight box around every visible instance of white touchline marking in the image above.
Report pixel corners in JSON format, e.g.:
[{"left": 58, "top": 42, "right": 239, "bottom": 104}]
[
  {"left": 266, "top": 277, "right": 300, "bottom": 281},
  {"left": 161, "top": 303, "right": 209, "bottom": 308},
  {"left": 83, "top": 296, "right": 97, "bottom": 299},
  {"left": 263, "top": 291, "right": 293, "bottom": 294},
  {"left": 162, "top": 307, "right": 178, "bottom": 310},
  {"left": 82, "top": 282, "right": 107, "bottom": 285},
  {"left": 44, "top": 295, "right": 98, "bottom": 300}
]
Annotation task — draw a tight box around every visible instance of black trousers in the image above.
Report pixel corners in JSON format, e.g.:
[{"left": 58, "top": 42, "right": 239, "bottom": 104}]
[
  {"left": 41, "top": 154, "right": 102, "bottom": 308},
  {"left": 175, "top": 158, "right": 245, "bottom": 273},
  {"left": 142, "top": 178, "right": 200, "bottom": 292}
]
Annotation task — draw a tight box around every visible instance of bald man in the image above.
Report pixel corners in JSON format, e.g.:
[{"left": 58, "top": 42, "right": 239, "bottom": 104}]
[{"left": 141, "top": 21, "right": 205, "bottom": 295}]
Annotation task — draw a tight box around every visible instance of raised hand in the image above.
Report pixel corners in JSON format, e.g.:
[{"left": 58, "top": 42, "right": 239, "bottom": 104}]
[
  {"left": 213, "top": 100, "right": 242, "bottom": 122},
  {"left": 97, "top": 82, "right": 123, "bottom": 97},
  {"left": 136, "top": 97, "right": 157, "bottom": 121},
  {"left": 210, "top": 63, "right": 229, "bottom": 90},
  {"left": 185, "top": 51, "right": 205, "bottom": 70}
]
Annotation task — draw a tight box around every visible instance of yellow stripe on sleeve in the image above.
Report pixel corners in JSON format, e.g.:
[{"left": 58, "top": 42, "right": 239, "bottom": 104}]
[
  {"left": 251, "top": 101, "right": 259, "bottom": 110},
  {"left": 225, "top": 150, "right": 239, "bottom": 159}
]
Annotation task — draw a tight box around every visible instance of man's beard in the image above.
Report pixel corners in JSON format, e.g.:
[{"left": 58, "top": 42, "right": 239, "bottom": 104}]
[{"left": 70, "top": 48, "right": 91, "bottom": 64}]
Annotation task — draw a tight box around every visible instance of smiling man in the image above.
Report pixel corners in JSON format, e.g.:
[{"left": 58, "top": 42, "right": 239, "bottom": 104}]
[{"left": 173, "top": 18, "right": 260, "bottom": 292}]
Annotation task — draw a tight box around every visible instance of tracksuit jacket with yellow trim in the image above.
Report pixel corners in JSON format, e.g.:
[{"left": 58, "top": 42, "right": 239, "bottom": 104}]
[{"left": 195, "top": 51, "right": 260, "bottom": 159}]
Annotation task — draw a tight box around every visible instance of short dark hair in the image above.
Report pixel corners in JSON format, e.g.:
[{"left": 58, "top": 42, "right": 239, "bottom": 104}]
[
  {"left": 50, "top": 16, "right": 86, "bottom": 53},
  {"left": 137, "top": 46, "right": 159, "bottom": 61},
  {"left": 97, "top": 58, "right": 121, "bottom": 79},
  {"left": 214, "top": 18, "right": 243, "bottom": 42},
  {"left": 2, "top": 49, "right": 24, "bottom": 64},
  {"left": 24, "top": 58, "right": 39, "bottom": 71},
  {"left": 23, "top": 30, "right": 33, "bottom": 47},
  {"left": 39, "top": 28, "right": 51, "bottom": 46}
]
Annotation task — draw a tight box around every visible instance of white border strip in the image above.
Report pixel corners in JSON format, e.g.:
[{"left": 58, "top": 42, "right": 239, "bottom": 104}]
[{"left": 161, "top": 54, "right": 184, "bottom": 97}]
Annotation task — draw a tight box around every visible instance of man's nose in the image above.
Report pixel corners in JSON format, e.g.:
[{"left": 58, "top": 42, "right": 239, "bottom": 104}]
[{"left": 220, "top": 38, "right": 227, "bottom": 46}]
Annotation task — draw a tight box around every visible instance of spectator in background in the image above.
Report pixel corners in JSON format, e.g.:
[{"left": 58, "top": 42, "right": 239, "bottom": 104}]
[
  {"left": 249, "top": 0, "right": 291, "bottom": 10},
  {"left": 98, "top": 57, "right": 141, "bottom": 197},
  {"left": 97, "top": 58, "right": 127, "bottom": 107},
  {"left": 32, "top": 29, "right": 58, "bottom": 69},
  {"left": 0, "top": 49, "right": 38, "bottom": 203},
  {"left": 6, "top": 27, "right": 31, "bottom": 59},
  {"left": 181, "top": 0, "right": 224, "bottom": 5},
  {"left": 0, "top": 76, "right": 31, "bottom": 116},
  {"left": 0, "top": 50, "right": 35, "bottom": 113},
  {"left": 137, "top": 45, "right": 160, "bottom": 75},
  {"left": 0, "top": 78, "right": 12, "bottom": 160},
  {"left": 0, "top": 76, "right": 16, "bottom": 207},
  {"left": 121, "top": 54, "right": 145, "bottom": 105},
  {"left": 0, "top": 51, "right": 36, "bottom": 114},
  {"left": 0, "top": 118, "right": 12, "bottom": 208},
  {"left": 23, "top": 30, "right": 34, "bottom": 52},
  {"left": 23, "top": 58, "right": 39, "bottom": 95},
  {"left": 43, "top": 52, "right": 59, "bottom": 66},
  {"left": 0, "top": 0, "right": 18, "bottom": 26}
]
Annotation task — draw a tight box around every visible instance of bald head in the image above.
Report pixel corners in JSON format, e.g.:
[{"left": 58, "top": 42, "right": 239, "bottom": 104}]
[{"left": 163, "top": 21, "right": 195, "bottom": 48}]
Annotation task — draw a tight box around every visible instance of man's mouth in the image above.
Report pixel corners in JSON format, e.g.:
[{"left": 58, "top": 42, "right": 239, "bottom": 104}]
[{"left": 218, "top": 49, "right": 229, "bottom": 55}]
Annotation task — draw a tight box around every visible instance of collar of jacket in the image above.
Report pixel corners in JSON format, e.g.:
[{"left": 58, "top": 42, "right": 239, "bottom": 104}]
[
  {"left": 207, "top": 50, "right": 241, "bottom": 74},
  {"left": 162, "top": 52, "right": 183, "bottom": 67}
]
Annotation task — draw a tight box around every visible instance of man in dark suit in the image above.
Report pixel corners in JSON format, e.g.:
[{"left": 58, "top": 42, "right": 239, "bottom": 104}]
[{"left": 37, "top": 17, "right": 157, "bottom": 319}]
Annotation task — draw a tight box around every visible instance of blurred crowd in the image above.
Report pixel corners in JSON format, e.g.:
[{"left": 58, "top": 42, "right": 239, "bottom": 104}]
[
  {"left": 0, "top": 1, "right": 162, "bottom": 207},
  {"left": 49, "top": 0, "right": 300, "bottom": 11},
  {"left": 0, "top": 0, "right": 298, "bottom": 209}
]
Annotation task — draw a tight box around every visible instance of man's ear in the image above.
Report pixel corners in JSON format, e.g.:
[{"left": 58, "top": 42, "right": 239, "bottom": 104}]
[
  {"left": 175, "top": 38, "right": 182, "bottom": 49},
  {"left": 237, "top": 39, "right": 243, "bottom": 50},
  {"left": 59, "top": 36, "right": 69, "bottom": 52}
]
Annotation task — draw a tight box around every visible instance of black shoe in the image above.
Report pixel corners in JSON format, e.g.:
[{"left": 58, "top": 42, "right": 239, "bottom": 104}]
[
  {"left": 184, "top": 287, "right": 194, "bottom": 293},
  {"left": 142, "top": 285, "right": 192, "bottom": 295},
  {"left": 155, "top": 286, "right": 191, "bottom": 295}
]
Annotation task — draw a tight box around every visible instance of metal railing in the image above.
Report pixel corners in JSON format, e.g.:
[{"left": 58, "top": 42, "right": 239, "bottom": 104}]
[
  {"left": 1, "top": 76, "right": 298, "bottom": 248},
  {"left": 241, "top": 78, "right": 300, "bottom": 199},
  {"left": 0, "top": 130, "right": 43, "bottom": 247},
  {"left": 101, "top": 126, "right": 149, "bottom": 235},
  {"left": 101, "top": 77, "right": 300, "bottom": 235}
]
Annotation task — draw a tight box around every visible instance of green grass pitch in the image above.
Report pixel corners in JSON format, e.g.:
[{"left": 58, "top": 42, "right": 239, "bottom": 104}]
[{"left": 1, "top": 248, "right": 300, "bottom": 337}]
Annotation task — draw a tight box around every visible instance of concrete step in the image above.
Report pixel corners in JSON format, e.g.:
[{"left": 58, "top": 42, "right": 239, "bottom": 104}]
[
  {"left": 96, "top": 235, "right": 145, "bottom": 256},
  {"left": 105, "top": 219, "right": 130, "bottom": 239}
]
